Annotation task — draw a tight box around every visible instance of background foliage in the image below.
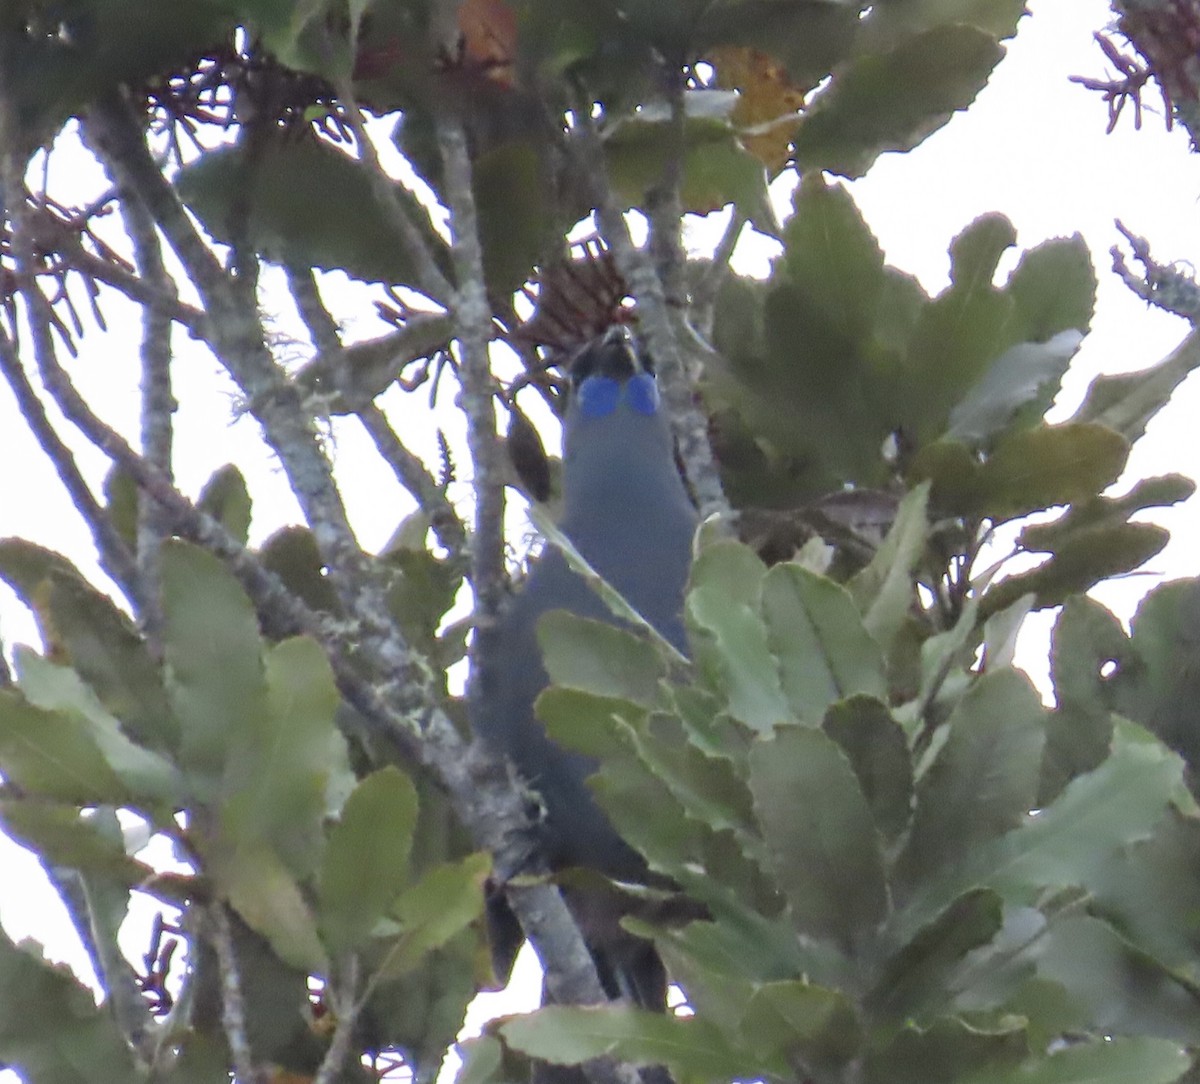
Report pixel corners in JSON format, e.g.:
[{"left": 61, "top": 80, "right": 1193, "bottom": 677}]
[{"left": 0, "top": 1, "right": 1199, "bottom": 1083}]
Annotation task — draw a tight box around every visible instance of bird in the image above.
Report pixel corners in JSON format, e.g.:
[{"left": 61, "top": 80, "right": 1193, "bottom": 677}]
[{"left": 475, "top": 323, "right": 698, "bottom": 1011}]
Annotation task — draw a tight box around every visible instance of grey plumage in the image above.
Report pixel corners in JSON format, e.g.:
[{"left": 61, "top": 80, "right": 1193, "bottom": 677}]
[{"left": 475, "top": 324, "right": 697, "bottom": 1008}]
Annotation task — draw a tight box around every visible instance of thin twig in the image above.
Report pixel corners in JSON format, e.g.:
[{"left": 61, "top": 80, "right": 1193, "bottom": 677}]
[
  {"left": 313, "top": 959, "right": 362, "bottom": 1084},
  {"left": 332, "top": 75, "right": 454, "bottom": 304},
  {"left": 0, "top": 152, "right": 146, "bottom": 614},
  {"left": 208, "top": 904, "right": 259, "bottom": 1084},
  {"left": 1112, "top": 219, "right": 1200, "bottom": 321}
]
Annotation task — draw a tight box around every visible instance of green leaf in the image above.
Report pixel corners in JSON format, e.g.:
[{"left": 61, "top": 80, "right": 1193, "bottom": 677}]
[
  {"left": 259, "top": 525, "right": 341, "bottom": 614},
  {"left": 914, "top": 423, "right": 1130, "bottom": 521},
  {"left": 220, "top": 636, "right": 345, "bottom": 878},
  {"left": 688, "top": 582, "right": 791, "bottom": 733},
  {"left": 1090, "top": 807, "right": 1200, "bottom": 984},
  {"left": 538, "top": 611, "right": 666, "bottom": 707},
  {"left": 472, "top": 140, "right": 564, "bottom": 293},
  {"left": 176, "top": 138, "right": 449, "bottom": 293},
  {"left": 500, "top": 1004, "right": 749, "bottom": 1079},
  {"left": 1110, "top": 578, "right": 1200, "bottom": 778},
  {"left": 1040, "top": 597, "right": 1126, "bottom": 804},
  {"left": 0, "top": 691, "right": 128, "bottom": 804},
  {"left": 1032, "top": 913, "right": 1200, "bottom": 1043},
  {"left": 538, "top": 687, "right": 646, "bottom": 760},
  {"left": 1005, "top": 233, "right": 1097, "bottom": 344},
  {"left": 946, "top": 332, "right": 1084, "bottom": 446},
  {"left": 823, "top": 695, "right": 913, "bottom": 843},
  {"left": 861, "top": 0, "right": 1028, "bottom": 42},
  {"left": 318, "top": 767, "right": 419, "bottom": 955},
  {"left": 963, "top": 1036, "right": 1190, "bottom": 1084},
  {"left": 631, "top": 713, "right": 759, "bottom": 839},
  {"left": 1018, "top": 474, "right": 1195, "bottom": 556},
  {"left": 849, "top": 482, "right": 930, "bottom": 654},
  {"left": 162, "top": 540, "right": 267, "bottom": 779},
  {"left": 865, "top": 1014, "right": 1028, "bottom": 1084},
  {"left": 763, "top": 563, "right": 888, "bottom": 726},
  {"left": 212, "top": 839, "right": 328, "bottom": 973},
  {"left": 607, "top": 115, "right": 777, "bottom": 236},
  {"left": 739, "top": 981, "right": 862, "bottom": 1074},
  {"left": 1070, "top": 330, "right": 1200, "bottom": 444},
  {"left": 14, "top": 650, "right": 182, "bottom": 807},
  {"left": 0, "top": 802, "right": 152, "bottom": 886},
  {"left": 38, "top": 574, "right": 177, "bottom": 755},
  {"left": 197, "top": 464, "right": 252, "bottom": 546},
  {"left": 899, "top": 670, "right": 1046, "bottom": 888},
  {"left": 749, "top": 725, "right": 888, "bottom": 949},
  {"left": 377, "top": 852, "right": 490, "bottom": 978},
  {"left": 871, "top": 889, "right": 1004, "bottom": 1020},
  {"left": 793, "top": 25, "right": 1005, "bottom": 178},
  {"left": 893, "top": 722, "right": 1184, "bottom": 943},
  {"left": 0, "top": 925, "right": 138, "bottom": 1081},
  {"left": 983, "top": 521, "right": 1169, "bottom": 617}
]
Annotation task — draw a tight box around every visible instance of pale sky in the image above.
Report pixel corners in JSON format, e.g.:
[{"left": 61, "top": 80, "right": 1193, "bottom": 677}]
[{"left": 1, "top": 0, "right": 1199, "bottom": 1075}]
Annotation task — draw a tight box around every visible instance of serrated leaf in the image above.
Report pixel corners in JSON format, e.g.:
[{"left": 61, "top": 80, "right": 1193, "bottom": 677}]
[
  {"left": 914, "top": 423, "right": 1129, "bottom": 521},
  {"left": 688, "top": 582, "right": 791, "bottom": 732},
  {"left": 861, "top": 0, "right": 1027, "bottom": 43},
  {"left": 1005, "top": 233, "right": 1096, "bottom": 343},
  {"left": 865, "top": 1013, "right": 1028, "bottom": 1084},
  {"left": 762, "top": 563, "right": 887, "bottom": 724},
  {"left": 0, "top": 925, "right": 139, "bottom": 1081},
  {"left": 1032, "top": 913, "right": 1200, "bottom": 1043},
  {"left": 318, "top": 767, "right": 419, "bottom": 955},
  {"left": 220, "top": 636, "right": 345, "bottom": 878},
  {"left": 963, "top": 1036, "right": 1190, "bottom": 1084},
  {"left": 898, "top": 670, "right": 1046, "bottom": 888},
  {"left": 894, "top": 722, "right": 1184, "bottom": 943},
  {"left": 538, "top": 687, "right": 646, "bottom": 760},
  {"left": 749, "top": 725, "right": 888, "bottom": 949},
  {"left": 1070, "top": 329, "right": 1200, "bottom": 444},
  {"left": 38, "top": 574, "right": 177, "bottom": 755},
  {"left": 984, "top": 521, "right": 1169, "bottom": 617},
  {"left": 1110, "top": 578, "right": 1200, "bottom": 774},
  {"left": 823, "top": 695, "right": 913, "bottom": 842},
  {"left": 537, "top": 611, "right": 665, "bottom": 707},
  {"left": 1090, "top": 807, "right": 1200, "bottom": 984},
  {"left": 689, "top": 540, "right": 768, "bottom": 607},
  {"left": 793, "top": 25, "right": 1004, "bottom": 178},
  {"left": 162, "top": 540, "right": 267, "bottom": 779},
  {"left": 212, "top": 840, "right": 328, "bottom": 973}
]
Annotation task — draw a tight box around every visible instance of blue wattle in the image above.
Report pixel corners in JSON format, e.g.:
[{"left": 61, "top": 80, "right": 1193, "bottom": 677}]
[
  {"left": 577, "top": 375, "right": 621, "bottom": 418},
  {"left": 625, "top": 372, "right": 659, "bottom": 416}
]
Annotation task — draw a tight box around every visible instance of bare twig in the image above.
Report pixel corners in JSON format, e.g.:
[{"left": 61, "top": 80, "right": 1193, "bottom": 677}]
[
  {"left": 332, "top": 75, "right": 454, "bottom": 304},
  {"left": 437, "top": 115, "right": 506, "bottom": 614},
  {"left": 1113, "top": 219, "right": 1200, "bottom": 320},
  {"left": 0, "top": 151, "right": 146, "bottom": 614},
  {"left": 208, "top": 904, "right": 260, "bottom": 1084},
  {"left": 313, "top": 959, "right": 362, "bottom": 1084}
]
